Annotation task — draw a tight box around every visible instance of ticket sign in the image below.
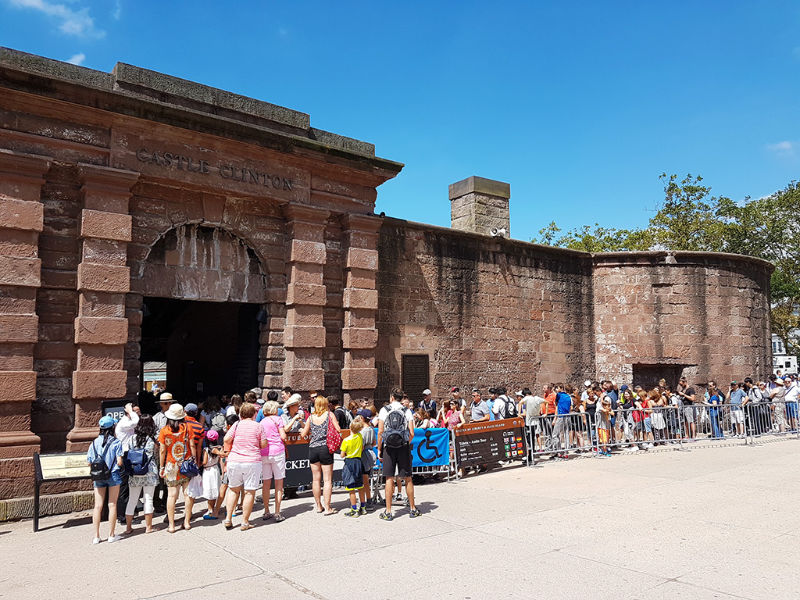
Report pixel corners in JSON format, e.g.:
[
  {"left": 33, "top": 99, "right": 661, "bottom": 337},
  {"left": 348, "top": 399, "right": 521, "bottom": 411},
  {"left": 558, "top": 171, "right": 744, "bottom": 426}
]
[
  {"left": 283, "top": 431, "right": 347, "bottom": 488},
  {"left": 36, "top": 452, "right": 90, "bottom": 480},
  {"left": 453, "top": 418, "right": 527, "bottom": 468}
]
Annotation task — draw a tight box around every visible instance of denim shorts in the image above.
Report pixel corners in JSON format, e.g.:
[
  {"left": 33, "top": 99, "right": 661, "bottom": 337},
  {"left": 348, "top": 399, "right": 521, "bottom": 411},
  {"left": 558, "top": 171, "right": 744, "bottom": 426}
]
[
  {"left": 787, "top": 402, "right": 798, "bottom": 419},
  {"left": 93, "top": 471, "right": 123, "bottom": 488}
]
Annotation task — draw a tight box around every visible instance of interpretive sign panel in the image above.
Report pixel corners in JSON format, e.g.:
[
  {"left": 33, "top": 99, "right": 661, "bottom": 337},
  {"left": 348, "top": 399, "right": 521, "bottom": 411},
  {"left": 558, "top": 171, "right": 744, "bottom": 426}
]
[{"left": 453, "top": 418, "right": 527, "bottom": 468}]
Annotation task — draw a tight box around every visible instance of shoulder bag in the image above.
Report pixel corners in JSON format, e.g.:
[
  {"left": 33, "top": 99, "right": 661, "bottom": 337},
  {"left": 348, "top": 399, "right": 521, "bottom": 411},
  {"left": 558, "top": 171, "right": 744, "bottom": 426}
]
[{"left": 326, "top": 411, "right": 342, "bottom": 454}]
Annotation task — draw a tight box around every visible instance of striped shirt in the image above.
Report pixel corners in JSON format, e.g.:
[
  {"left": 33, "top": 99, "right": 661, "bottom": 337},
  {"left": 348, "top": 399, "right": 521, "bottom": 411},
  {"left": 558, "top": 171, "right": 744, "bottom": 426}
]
[
  {"left": 185, "top": 416, "right": 204, "bottom": 456},
  {"left": 225, "top": 419, "right": 264, "bottom": 463}
]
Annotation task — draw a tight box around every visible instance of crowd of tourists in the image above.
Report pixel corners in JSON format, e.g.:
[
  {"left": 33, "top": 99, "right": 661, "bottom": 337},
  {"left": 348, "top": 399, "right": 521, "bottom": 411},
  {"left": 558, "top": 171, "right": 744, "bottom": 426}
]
[
  {"left": 85, "top": 373, "right": 797, "bottom": 543},
  {"left": 85, "top": 386, "right": 421, "bottom": 544}
]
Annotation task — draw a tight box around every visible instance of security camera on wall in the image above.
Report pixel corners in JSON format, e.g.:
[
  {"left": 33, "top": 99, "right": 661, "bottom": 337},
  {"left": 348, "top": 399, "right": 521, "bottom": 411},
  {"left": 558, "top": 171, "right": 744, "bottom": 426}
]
[{"left": 490, "top": 227, "right": 507, "bottom": 238}]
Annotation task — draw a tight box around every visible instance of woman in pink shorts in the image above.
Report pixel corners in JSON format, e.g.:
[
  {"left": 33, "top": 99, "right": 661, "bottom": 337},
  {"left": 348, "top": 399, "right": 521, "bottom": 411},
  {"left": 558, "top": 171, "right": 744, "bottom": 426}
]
[{"left": 260, "top": 400, "right": 287, "bottom": 522}]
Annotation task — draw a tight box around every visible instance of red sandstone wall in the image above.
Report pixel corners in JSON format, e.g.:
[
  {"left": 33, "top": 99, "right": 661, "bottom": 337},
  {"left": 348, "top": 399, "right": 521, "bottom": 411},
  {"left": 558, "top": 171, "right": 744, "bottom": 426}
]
[
  {"left": 376, "top": 220, "right": 596, "bottom": 399},
  {"left": 592, "top": 253, "right": 773, "bottom": 386}
]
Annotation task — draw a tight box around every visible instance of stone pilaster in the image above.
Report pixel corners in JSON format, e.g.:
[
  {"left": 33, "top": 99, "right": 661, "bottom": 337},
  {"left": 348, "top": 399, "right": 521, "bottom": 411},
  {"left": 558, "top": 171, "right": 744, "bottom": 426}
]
[
  {"left": 282, "top": 205, "right": 328, "bottom": 392},
  {"left": 341, "top": 214, "right": 381, "bottom": 404},
  {"left": 0, "top": 150, "right": 49, "bottom": 493},
  {"left": 66, "top": 164, "right": 138, "bottom": 451}
]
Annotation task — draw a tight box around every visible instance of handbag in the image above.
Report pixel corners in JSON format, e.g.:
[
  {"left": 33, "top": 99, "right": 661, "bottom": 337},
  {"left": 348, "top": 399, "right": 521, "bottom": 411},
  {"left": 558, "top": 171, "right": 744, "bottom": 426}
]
[
  {"left": 180, "top": 457, "right": 200, "bottom": 478},
  {"left": 326, "top": 412, "right": 342, "bottom": 454},
  {"left": 178, "top": 427, "right": 200, "bottom": 477},
  {"left": 89, "top": 439, "right": 112, "bottom": 481}
]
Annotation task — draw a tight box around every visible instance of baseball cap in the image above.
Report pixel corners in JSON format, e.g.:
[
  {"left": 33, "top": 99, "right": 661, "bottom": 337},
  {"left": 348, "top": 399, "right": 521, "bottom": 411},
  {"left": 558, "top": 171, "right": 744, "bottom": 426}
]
[
  {"left": 515, "top": 390, "right": 523, "bottom": 396},
  {"left": 450, "top": 387, "right": 459, "bottom": 393},
  {"left": 256, "top": 398, "right": 265, "bottom": 405},
  {"left": 184, "top": 403, "right": 199, "bottom": 413},
  {"left": 205, "top": 429, "right": 219, "bottom": 442},
  {"left": 422, "top": 388, "right": 432, "bottom": 395},
  {"left": 99, "top": 415, "right": 116, "bottom": 429}
]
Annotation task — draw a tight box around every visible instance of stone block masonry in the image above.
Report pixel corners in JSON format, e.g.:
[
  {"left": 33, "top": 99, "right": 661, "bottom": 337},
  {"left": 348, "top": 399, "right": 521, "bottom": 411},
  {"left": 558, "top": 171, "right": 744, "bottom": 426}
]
[
  {"left": 0, "top": 149, "right": 49, "bottom": 500},
  {"left": 0, "top": 48, "right": 774, "bottom": 512}
]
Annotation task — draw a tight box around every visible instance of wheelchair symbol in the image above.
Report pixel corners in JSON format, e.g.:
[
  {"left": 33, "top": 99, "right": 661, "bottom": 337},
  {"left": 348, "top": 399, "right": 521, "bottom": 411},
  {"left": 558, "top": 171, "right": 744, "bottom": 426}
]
[{"left": 416, "top": 430, "right": 442, "bottom": 464}]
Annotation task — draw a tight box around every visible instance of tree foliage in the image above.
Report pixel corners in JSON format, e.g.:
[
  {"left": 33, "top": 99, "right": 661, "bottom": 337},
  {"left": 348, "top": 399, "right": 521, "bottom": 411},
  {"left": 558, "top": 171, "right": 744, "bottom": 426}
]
[{"left": 535, "top": 175, "right": 800, "bottom": 356}]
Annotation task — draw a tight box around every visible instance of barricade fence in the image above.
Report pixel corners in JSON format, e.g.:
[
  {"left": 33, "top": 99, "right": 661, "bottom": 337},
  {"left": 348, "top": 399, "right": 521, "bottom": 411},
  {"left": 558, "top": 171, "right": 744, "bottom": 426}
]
[
  {"left": 280, "top": 403, "right": 798, "bottom": 497},
  {"left": 525, "top": 401, "right": 800, "bottom": 461}
]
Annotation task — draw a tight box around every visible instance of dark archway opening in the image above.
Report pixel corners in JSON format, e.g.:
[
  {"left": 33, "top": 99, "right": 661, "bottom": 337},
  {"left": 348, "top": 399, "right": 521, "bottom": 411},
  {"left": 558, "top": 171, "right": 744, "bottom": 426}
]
[{"left": 141, "top": 297, "right": 262, "bottom": 404}]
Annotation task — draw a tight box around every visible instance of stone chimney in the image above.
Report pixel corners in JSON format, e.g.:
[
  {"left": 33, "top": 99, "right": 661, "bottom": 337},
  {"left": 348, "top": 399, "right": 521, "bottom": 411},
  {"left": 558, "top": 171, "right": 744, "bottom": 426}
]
[{"left": 449, "top": 176, "right": 510, "bottom": 237}]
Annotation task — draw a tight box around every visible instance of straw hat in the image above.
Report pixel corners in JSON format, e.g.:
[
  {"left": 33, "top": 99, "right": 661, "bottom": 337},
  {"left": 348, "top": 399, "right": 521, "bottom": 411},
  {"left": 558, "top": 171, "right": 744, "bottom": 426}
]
[
  {"left": 165, "top": 403, "right": 185, "bottom": 420},
  {"left": 283, "top": 393, "right": 302, "bottom": 408}
]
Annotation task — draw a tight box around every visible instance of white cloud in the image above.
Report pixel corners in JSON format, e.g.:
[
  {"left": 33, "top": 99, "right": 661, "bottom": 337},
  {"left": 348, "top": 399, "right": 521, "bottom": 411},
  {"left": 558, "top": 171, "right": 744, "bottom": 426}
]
[
  {"left": 112, "top": 0, "right": 121, "bottom": 20},
  {"left": 8, "top": 0, "right": 105, "bottom": 38},
  {"left": 767, "top": 141, "right": 795, "bottom": 157},
  {"left": 65, "top": 52, "right": 85, "bottom": 65}
]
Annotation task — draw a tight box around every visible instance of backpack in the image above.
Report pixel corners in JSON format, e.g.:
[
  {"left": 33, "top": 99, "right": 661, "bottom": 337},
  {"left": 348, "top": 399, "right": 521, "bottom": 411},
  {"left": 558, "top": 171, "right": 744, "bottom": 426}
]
[
  {"left": 383, "top": 407, "right": 410, "bottom": 448},
  {"left": 335, "top": 406, "right": 352, "bottom": 428},
  {"left": 126, "top": 443, "right": 152, "bottom": 476},
  {"left": 501, "top": 395, "right": 518, "bottom": 419},
  {"left": 210, "top": 412, "right": 226, "bottom": 434},
  {"left": 89, "top": 438, "right": 112, "bottom": 481}
]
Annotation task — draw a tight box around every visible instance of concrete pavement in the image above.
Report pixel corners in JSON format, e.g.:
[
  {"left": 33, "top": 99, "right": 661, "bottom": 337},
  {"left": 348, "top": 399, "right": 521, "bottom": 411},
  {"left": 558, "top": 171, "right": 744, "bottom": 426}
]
[{"left": 2, "top": 439, "right": 799, "bottom": 600}]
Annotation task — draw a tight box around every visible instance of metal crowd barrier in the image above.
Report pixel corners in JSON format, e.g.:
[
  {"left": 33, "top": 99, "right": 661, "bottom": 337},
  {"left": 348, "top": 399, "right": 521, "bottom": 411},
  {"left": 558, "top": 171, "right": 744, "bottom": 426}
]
[{"left": 745, "top": 400, "right": 800, "bottom": 442}]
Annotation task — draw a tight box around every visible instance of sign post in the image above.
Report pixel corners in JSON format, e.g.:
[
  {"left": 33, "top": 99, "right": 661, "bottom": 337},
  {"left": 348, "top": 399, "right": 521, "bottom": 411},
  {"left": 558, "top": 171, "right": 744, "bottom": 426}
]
[{"left": 32, "top": 452, "right": 91, "bottom": 532}]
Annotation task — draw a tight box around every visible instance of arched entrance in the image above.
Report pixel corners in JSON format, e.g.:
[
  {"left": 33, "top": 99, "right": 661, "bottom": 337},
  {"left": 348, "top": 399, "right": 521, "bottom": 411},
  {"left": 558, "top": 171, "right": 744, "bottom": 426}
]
[{"left": 135, "top": 223, "right": 269, "bottom": 404}]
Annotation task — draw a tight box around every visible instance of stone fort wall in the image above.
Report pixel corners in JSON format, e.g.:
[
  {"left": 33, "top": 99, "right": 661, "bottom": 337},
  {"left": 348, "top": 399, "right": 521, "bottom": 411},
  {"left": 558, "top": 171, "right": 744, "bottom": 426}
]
[
  {"left": 376, "top": 221, "right": 773, "bottom": 398},
  {"left": 0, "top": 49, "right": 774, "bottom": 507}
]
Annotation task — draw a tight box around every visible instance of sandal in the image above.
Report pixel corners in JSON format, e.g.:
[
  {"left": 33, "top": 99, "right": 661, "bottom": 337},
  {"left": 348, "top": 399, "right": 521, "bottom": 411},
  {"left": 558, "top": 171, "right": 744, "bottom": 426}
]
[
  {"left": 324, "top": 508, "right": 338, "bottom": 516},
  {"left": 274, "top": 514, "right": 285, "bottom": 522},
  {"left": 261, "top": 512, "right": 273, "bottom": 521},
  {"left": 223, "top": 521, "right": 233, "bottom": 530},
  {"left": 240, "top": 523, "right": 253, "bottom": 531}
]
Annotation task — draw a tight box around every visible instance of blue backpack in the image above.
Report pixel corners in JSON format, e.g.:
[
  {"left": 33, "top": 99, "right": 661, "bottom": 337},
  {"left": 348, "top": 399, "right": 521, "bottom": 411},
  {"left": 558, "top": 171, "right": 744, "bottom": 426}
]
[{"left": 126, "top": 442, "right": 152, "bottom": 476}]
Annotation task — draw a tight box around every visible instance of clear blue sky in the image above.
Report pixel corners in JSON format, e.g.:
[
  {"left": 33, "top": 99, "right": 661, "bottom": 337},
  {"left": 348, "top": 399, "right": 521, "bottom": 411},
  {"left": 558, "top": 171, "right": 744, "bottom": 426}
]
[{"left": 2, "top": 1, "right": 799, "bottom": 241}]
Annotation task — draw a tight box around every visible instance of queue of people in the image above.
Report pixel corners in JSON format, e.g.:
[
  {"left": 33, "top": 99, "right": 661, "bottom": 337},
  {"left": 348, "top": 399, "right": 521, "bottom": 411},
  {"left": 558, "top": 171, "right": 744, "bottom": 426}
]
[{"left": 85, "top": 385, "right": 422, "bottom": 543}]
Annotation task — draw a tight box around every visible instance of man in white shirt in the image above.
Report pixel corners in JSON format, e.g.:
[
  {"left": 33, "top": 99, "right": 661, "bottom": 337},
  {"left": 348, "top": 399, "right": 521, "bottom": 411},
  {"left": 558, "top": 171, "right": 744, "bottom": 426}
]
[
  {"left": 153, "top": 392, "right": 172, "bottom": 432},
  {"left": 784, "top": 376, "right": 799, "bottom": 432},
  {"left": 114, "top": 402, "right": 140, "bottom": 524},
  {"left": 377, "top": 388, "right": 419, "bottom": 521}
]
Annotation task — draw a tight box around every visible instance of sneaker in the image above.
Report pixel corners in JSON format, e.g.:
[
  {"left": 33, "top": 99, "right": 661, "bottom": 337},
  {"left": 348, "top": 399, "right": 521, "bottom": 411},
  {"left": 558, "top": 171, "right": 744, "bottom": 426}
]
[
  {"left": 409, "top": 508, "right": 421, "bottom": 518},
  {"left": 107, "top": 535, "right": 121, "bottom": 543},
  {"left": 91, "top": 537, "right": 101, "bottom": 545},
  {"left": 379, "top": 511, "right": 393, "bottom": 521},
  {"left": 344, "top": 508, "right": 359, "bottom": 517},
  {"left": 359, "top": 506, "right": 367, "bottom": 516},
  {"left": 393, "top": 493, "right": 402, "bottom": 501}
]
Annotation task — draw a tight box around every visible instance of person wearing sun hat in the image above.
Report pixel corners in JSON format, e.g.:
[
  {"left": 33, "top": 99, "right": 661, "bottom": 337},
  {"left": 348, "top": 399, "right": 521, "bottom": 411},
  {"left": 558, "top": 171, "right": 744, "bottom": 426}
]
[
  {"left": 281, "top": 393, "right": 305, "bottom": 433},
  {"left": 86, "top": 415, "right": 124, "bottom": 544},
  {"left": 157, "top": 402, "right": 193, "bottom": 533}
]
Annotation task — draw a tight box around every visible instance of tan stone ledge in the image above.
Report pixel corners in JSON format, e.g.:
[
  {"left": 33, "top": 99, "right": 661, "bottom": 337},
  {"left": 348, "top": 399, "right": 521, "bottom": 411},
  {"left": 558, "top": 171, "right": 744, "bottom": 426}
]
[
  {"left": 72, "top": 370, "right": 127, "bottom": 400},
  {"left": 79, "top": 209, "right": 133, "bottom": 242},
  {"left": 0, "top": 372, "right": 36, "bottom": 402},
  {"left": 0, "top": 314, "right": 38, "bottom": 344},
  {"left": 0, "top": 256, "right": 41, "bottom": 287},
  {"left": 0, "top": 198, "right": 43, "bottom": 232},
  {"left": 74, "top": 316, "right": 128, "bottom": 346}
]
